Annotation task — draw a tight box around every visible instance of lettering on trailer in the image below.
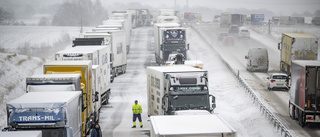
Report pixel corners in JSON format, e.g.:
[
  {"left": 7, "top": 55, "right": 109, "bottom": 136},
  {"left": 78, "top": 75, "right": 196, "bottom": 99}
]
[
  {"left": 18, "top": 115, "right": 55, "bottom": 121},
  {"left": 102, "top": 53, "right": 108, "bottom": 65}
]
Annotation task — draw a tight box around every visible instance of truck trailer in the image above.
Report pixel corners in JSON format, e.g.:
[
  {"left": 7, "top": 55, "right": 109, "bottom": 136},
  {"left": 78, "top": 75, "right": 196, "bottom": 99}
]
[
  {"left": 43, "top": 61, "right": 94, "bottom": 136},
  {"left": 5, "top": 91, "right": 82, "bottom": 137},
  {"left": 55, "top": 46, "right": 111, "bottom": 105},
  {"left": 231, "top": 14, "right": 243, "bottom": 26},
  {"left": 220, "top": 12, "right": 231, "bottom": 27},
  {"left": 103, "top": 18, "right": 131, "bottom": 54},
  {"left": 289, "top": 60, "right": 320, "bottom": 127},
  {"left": 154, "top": 23, "right": 189, "bottom": 64},
  {"left": 150, "top": 114, "right": 236, "bottom": 137},
  {"left": 278, "top": 33, "right": 318, "bottom": 74},
  {"left": 83, "top": 31, "right": 127, "bottom": 77},
  {"left": 72, "top": 38, "right": 114, "bottom": 82},
  {"left": 147, "top": 66, "right": 216, "bottom": 116}
]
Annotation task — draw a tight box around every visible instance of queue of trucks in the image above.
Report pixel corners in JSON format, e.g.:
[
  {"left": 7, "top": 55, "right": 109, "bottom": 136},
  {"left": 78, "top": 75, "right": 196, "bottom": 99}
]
[
  {"left": 276, "top": 32, "right": 320, "bottom": 127},
  {"left": 3, "top": 9, "right": 132, "bottom": 137}
]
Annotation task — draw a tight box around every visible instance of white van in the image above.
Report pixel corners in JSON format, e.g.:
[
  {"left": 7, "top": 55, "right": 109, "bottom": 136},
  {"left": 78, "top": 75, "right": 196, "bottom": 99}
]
[{"left": 245, "top": 48, "right": 269, "bottom": 72}]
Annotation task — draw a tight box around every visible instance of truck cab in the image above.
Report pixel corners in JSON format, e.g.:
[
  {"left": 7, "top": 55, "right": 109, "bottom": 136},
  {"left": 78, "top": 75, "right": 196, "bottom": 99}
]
[{"left": 161, "top": 72, "right": 215, "bottom": 115}]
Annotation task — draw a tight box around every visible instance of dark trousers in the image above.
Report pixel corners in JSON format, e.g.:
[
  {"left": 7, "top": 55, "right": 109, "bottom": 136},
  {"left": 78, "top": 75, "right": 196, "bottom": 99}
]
[{"left": 133, "top": 114, "right": 142, "bottom": 122}]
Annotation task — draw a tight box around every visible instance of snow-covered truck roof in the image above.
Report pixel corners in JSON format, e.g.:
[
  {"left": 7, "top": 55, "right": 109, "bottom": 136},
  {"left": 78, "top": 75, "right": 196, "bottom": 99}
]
[
  {"left": 154, "top": 23, "right": 181, "bottom": 27},
  {"left": 44, "top": 60, "right": 91, "bottom": 66},
  {"left": 56, "top": 46, "right": 106, "bottom": 54},
  {"left": 150, "top": 115, "right": 236, "bottom": 136},
  {"left": 27, "top": 74, "right": 81, "bottom": 79},
  {"left": 292, "top": 60, "right": 320, "bottom": 67},
  {"left": 282, "top": 33, "right": 317, "bottom": 39},
  {"left": 8, "top": 91, "right": 81, "bottom": 109},
  {"left": 147, "top": 66, "right": 207, "bottom": 73}
]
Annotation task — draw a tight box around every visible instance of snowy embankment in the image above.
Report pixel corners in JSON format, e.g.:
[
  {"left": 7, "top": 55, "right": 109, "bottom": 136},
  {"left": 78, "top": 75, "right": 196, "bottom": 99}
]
[
  {"left": 0, "top": 25, "right": 92, "bottom": 129},
  {"left": 0, "top": 53, "right": 46, "bottom": 129}
]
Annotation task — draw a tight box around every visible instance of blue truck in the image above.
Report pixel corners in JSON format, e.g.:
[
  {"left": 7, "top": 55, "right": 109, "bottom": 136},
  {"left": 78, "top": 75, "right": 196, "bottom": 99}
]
[{"left": 4, "top": 91, "right": 82, "bottom": 137}]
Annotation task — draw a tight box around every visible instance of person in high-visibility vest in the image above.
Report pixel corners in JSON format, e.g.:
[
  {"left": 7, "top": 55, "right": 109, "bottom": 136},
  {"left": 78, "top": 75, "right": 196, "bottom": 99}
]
[{"left": 132, "top": 100, "right": 143, "bottom": 128}]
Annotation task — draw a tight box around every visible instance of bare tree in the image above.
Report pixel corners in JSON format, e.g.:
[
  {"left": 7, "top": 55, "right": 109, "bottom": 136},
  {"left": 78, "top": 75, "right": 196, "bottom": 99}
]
[
  {"left": 52, "top": 0, "right": 108, "bottom": 26},
  {"left": 0, "top": 7, "right": 15, "bottom": 25}
]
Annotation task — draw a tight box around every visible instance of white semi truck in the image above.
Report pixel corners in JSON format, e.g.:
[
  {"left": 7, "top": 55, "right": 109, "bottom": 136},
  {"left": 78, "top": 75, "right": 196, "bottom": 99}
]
[
  {"left": 5, "top": 91, "right": 82, "bottom": 137},
  {"left": 154, "top": 23, "right": 189, "bottom": 64},
  {"left": 83, "top": 31, "right": 127, "bottom": 77},
  {"left": 105, "top": 11, "right": 132, "bottom": 54},
  {"left": 147, "top": 66, "right": 216, "bottom": 116},
  {"left": 150, "top": 114, "right": 236, "bottom": 137}
]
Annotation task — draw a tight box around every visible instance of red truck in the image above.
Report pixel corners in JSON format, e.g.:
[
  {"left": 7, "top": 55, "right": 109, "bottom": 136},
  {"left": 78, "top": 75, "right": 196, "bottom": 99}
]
[{"left": 289, "top": 60, "right": 320, "bottom": 127}]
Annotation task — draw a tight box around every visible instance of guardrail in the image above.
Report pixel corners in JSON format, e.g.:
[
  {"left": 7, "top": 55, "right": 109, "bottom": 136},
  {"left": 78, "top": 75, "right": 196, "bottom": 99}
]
[{"left": 191, "top": 25, "right": 292, "bottom": 137}]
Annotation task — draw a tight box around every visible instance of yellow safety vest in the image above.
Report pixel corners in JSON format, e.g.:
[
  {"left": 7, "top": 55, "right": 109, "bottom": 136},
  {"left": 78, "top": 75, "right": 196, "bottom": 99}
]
[{"left": 132, "top": 104, "right": 142, "bottom": 114}]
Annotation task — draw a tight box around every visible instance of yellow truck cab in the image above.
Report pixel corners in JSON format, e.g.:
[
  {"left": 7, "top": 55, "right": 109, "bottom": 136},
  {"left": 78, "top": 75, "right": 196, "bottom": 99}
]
[{"left": 43, "top": 60, "right": 93, "bottom": 137}]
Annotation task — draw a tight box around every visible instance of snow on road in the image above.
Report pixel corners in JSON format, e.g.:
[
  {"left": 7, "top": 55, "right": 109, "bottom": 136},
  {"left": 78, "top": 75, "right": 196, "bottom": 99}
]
[{"left": 1, "top": 24, "right": 319, "bottom": 137}]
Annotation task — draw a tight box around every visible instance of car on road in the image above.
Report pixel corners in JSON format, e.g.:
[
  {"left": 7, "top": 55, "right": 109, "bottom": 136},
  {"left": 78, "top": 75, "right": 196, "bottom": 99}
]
[
  {"left": 228, "top": 25, "right": 239, "bottom": 33},
  {"left": 218, "top": 32, "right": 228, "bottom": 41},
  {"left": 222, "top": 36, "right": 234, "bottom": 45},
  {"left": 238, "top": 29, "right": 250, "bottom": 38},
  {"left": 267, "top": 73, "right": 289, "bottom": 91},
  {"left": 245, "top": 48, "right": 269, "bottom": 72}
]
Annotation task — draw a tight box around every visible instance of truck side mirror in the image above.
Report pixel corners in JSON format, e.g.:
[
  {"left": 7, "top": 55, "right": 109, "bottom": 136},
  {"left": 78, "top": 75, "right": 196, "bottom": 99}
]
[
  {"left": 278, "top": 43, "right": 281, "bottom": 50},
  {"left": 161, "top": 44, "right": 164, "bottom": 51},
  {"left": 245, "top": 56, "right": 248, "bottom": 59},
  {"left": 162, "top": 94, "right": 169, "bottom": 113},
  {"left": 95, "top": 92, "right": 99, "bottom": 102},
  {"left": 186, "top": 44, "right": 190, "bottom": 50},
  {"left": 209, "top": 95, "right": 216, "bottom": 112}
]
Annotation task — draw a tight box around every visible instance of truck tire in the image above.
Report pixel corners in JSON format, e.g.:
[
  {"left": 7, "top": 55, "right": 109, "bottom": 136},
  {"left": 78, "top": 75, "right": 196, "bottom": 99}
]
[{"left": 115, "top": 69, "right": 119, "bottom": 77}]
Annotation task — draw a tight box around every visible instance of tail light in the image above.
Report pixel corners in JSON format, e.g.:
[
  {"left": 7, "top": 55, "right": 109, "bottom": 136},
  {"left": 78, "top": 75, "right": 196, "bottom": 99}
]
[
  {"left": 307, "top": 117, "right": 314, "bottom": 120},
  {"left": 271, "top": 80, "right": 275, "bottom": 82},
  {"left": 250, "top": 60, "right": 252, "bottom": 66}
]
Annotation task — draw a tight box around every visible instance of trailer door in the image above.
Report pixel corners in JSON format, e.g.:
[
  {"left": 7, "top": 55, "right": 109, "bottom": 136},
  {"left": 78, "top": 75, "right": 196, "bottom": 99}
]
[{"left": 305, "top": 67, "right": 320, "bottom": 110}]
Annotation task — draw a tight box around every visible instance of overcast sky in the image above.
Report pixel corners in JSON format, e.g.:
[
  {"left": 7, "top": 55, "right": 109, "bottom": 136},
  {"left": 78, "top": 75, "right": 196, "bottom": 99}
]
[{"left": 103, "top": 0, "right": 320, "bottom": 15}]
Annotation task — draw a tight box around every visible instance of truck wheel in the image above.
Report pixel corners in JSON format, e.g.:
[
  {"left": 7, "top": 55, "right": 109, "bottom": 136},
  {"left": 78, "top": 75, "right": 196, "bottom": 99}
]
[
  {"left": 122, "top": 65, "right": 126, "bottom": 74},
  {"left": 289, "top": 105, "right": 295, "bottom": 119},
  {"left": 115, "top": 69, "right": 119, "bottom": 77},
  {"left": 102, "top": 96, "right": 107, "bottom": 105}
]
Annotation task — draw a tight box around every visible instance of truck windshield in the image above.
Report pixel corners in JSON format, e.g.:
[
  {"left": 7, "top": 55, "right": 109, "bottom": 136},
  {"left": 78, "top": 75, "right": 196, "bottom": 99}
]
[{"left": 170, "top": 95, "right": 208, "bottom": 110}]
